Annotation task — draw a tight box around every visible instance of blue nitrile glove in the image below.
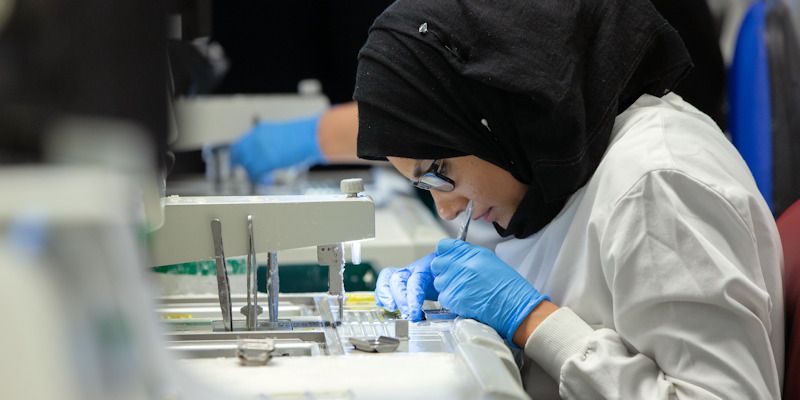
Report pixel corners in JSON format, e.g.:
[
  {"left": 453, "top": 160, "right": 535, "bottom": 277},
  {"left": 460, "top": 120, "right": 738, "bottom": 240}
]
[
  {"left": 431, "top": 239, "right": 549, "bottom": 340},
  {"left": 374, "top": 253, "right": 437, "bottom": 321},
  {"left": 229, "top": 114, "right": 324, "bottom": 183}
]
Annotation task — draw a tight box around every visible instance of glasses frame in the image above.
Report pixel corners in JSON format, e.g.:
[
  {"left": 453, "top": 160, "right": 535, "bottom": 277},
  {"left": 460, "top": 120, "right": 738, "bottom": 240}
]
[{"left": 413, "top": 159, "right": 455, "bottom": 192}]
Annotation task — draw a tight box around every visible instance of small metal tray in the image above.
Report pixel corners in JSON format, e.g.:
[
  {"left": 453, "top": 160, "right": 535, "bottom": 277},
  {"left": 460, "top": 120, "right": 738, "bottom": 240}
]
[
  {"left": 236, "top": 338, "right": 276, "bottom": 366},
  {"left": 423, "top": 309, "right": 458, "bottom": 321},
  {"left": 349, "top": 336, "right": 400, "bottom": 353}
]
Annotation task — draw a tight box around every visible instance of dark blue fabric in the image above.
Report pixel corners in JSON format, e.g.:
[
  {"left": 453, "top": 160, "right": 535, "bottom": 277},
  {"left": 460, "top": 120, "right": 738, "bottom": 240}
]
[{"left": 729, "top": 1, "right": 773, "bottom": 210}]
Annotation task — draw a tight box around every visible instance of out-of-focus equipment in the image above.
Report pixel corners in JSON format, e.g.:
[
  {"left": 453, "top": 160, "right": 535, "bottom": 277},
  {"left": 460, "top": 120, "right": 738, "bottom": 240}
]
[
  {"left": 729, "top": 0, "right": 800, "bottom": 215},
  {"left": 0, "top": 168, "right": 197, "bottom": 400},
  {"left": 170, "top": 94, "right": 329, "bottom": 152},
  {"left": 165, "top": 90, "right": 447, "bottom": 283}
]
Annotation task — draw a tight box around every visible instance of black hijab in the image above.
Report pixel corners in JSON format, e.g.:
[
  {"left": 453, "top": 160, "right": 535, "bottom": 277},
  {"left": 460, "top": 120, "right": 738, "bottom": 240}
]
[{"left": 354, "top": 0, "right": 692, "bottom": 238}]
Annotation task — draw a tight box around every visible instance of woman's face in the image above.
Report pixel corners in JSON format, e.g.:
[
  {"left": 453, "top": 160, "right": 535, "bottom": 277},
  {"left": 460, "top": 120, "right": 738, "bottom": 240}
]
[{"left": 387, "top": 156, "right": 528, "bottom": 228}]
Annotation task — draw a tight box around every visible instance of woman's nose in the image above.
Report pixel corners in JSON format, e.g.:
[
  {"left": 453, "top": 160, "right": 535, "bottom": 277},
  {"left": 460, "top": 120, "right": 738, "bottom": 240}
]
[{"left": 430, "top": 192, "right": 468, "bottom": 221}]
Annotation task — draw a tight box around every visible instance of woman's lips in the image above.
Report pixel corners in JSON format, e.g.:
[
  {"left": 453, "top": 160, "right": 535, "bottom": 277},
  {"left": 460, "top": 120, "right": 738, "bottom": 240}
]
[{"left": 474, "top": 207, "right": 493, "bottom": 222}]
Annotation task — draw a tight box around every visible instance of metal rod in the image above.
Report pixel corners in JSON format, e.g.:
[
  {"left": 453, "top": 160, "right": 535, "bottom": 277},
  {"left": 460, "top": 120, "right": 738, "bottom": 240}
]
[
  {"left": 211, "top": 219, "right": 233, "bottom": 331},
  {"left": 319, "top": 244, "right": 346, "bottom": 324},
  {"left": 246, "top": 214, "right": 258, "bottom": 330},
  {"left": 457, "top": 200, "right": 474, "bottom": 241},
  {"left": 331, "top": 245, "right": 345, "bottom": 323},
  {"left": 438, "top": 200, "right": 475, "bottom": 318},
  {"left": 267, "top": 251, "right": 279, "bottom": 322}
]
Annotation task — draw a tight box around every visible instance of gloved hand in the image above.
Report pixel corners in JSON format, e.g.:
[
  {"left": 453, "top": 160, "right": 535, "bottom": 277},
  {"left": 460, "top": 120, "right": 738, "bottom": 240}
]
[
  {"left": 431, "top": 239, "right": 549, "bottom": 340},
  {"left": 230, "top": 114, "right": 324, "bottom": 183},
  {"left": 374, "top": 253, "right": 437, "bottom": 321}
]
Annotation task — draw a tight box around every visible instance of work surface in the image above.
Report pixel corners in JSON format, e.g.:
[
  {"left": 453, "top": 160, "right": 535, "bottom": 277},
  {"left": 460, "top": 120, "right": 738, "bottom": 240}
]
[{"left": 159, "top": 293, "right": 529, "bottom": 400}]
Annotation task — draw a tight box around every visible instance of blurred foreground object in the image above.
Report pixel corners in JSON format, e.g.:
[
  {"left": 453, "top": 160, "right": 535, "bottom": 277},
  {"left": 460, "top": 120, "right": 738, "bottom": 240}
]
[
  {"left": 0, "top": 167, "right": 200, "bottom": 399},
  {"left": 729, "top": 0, "right": 800, "bottom": 215},
  {"left": 0, "top": 0, "right": 167, "bottom": 166}
]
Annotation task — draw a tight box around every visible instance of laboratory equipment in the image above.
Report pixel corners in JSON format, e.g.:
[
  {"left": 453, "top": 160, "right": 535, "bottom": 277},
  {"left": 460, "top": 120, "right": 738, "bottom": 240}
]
[
  {"left": 318, "top": 242, "right": 346, "bottom": 323},
  {"left": 241, "top": 214, "right": 261, "bottom": 330},
  {"left": 149, "top": 178, "right": 375, "bottom": 330},
  {"left": 266, "top": 251, "right": 279, "bottom": 323},
  {"left": 151, "top": 177, "right": 527, "bottom": 398},
  {"left": 161, "top": 165, "right": 449, "bottom": 293},
  {"left": 236, "top": 339, "right": 275, "bottom": 366},
  {"left": 394, "top": 319, "right": 409, "bottom": 338},
  {"left": 457, "top": 200, "right": 474, "bottom": 241},
  {"left": 164, "top": 292, "right": 529, "bottom": 399},
  {"left": 211, "top": 219, "right": 233, "bottom": 331},
  {"left": 349, "top": 336, "right": 401, "bottom": 353},
  {"left": 170, "top": 94, "right": 329, "bottom": 151},
  {"left": 424, "top": 309, "right": 460, "bottom": 321},
  {"left": 432, "top": 200, "right": 474, "bottom": 320}
]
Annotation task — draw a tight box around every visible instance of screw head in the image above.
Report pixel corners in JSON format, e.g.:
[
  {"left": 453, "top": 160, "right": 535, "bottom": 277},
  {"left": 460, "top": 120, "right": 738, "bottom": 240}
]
[{"left": 340, "top": 178, "right": 365, "bottom": 196}]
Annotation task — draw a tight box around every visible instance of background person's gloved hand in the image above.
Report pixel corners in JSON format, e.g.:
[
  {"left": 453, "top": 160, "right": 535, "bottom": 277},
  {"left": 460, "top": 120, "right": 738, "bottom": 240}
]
[
  {"left": 374, "top": 253, "right": 437, "bottom": 321},
  {"left": 229, "top": 114, "right": 324, "bottom": 183},
  {"left": 431, "top": 239, "right": 549, "bottom": 340}
]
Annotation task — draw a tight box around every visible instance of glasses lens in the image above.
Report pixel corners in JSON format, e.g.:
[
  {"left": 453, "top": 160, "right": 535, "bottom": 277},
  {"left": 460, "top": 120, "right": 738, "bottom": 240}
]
[{"left": 414, "top": 173, "right": 454, "bottom": 192}]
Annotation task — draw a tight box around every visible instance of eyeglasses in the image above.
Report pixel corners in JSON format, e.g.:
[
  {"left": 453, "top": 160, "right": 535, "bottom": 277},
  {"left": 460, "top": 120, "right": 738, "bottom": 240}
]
[{"left": 413, "top": 159, "right": 455, "bottom": 192}]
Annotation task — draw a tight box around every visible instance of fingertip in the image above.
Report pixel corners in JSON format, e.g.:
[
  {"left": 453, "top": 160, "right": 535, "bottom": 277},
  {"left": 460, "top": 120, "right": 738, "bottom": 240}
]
[
  {"left": 375, "top": 293, "right": 395, "bottom": 311},
  {"left": 432, "top": 274, "right": 444, "bottom": 292},
  {"left": 388, "top": 268, "right": 411, "bottom": 286},
  {"left": 376, "top": 267, "right": 396, "bottom": 284},
  {"left": 406, "top": 278, "right": 424, "bottom": 306},
  {"left": 435, "top": 238, "right": 460, "bottom": 255},
  {"left": 436, "top": 291, "right": 450, "bottom": 309},
  {"left": 429, "top": 255, "right": 445, "bottom": 275},
  {"left": 374, "top": 268, "right": 396, "bottom": 309},
  {"left": 398, "top": 304, "right": 409, "bottom": 318}
]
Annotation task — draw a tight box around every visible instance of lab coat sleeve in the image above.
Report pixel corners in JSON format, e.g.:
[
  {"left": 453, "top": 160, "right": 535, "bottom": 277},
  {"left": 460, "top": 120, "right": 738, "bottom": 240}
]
[{"left": 524, "top": 170, "right": 781, "bottom": 399}]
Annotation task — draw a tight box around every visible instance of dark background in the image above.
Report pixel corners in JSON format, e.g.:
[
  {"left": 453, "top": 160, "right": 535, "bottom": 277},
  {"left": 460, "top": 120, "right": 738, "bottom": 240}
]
[{"left": 211, "top": 0, "right": 395, "bottom": 105}]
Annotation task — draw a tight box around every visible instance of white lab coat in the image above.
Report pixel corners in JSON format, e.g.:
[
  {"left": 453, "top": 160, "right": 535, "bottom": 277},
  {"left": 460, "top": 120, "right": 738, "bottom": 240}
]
[{"left": 496, "top": 93, "right": 785, "bottom": 399}]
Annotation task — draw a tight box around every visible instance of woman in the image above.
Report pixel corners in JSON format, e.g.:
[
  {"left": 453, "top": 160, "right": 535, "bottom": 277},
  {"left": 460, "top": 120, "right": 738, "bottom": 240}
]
[{"left": 358, "top": 1, "right": 784, "bottom": 399}]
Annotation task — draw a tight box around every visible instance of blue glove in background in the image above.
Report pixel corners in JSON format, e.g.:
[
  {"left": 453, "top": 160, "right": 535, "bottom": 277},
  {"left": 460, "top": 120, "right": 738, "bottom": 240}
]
[
  {"left": 431, "top": 239, "right": 549, "bottom": 340},
  {"left": 230, "top": 114, "right": 324, "bottom": 183},
  {"left": 374, "top": 253, "right": 437, "bottom": 321}
]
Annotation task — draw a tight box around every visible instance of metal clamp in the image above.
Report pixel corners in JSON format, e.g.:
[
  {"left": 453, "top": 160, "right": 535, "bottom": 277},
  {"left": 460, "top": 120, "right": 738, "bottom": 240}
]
[
  {"left": 318, "top": 243, "right": 346, "bottom": 323},
  {"left": 267, "top": 251, "right": 279, "bottom": 322},
  {"left": 240, "top": 215, "right": 262, "bottom": 330},
  {"left": 211, "top": 219, "right": 233, "bottom": 331}
]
